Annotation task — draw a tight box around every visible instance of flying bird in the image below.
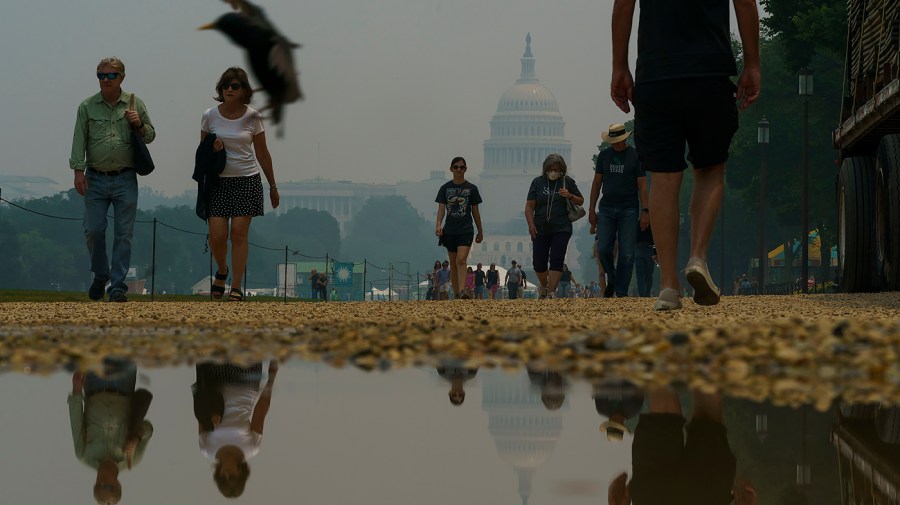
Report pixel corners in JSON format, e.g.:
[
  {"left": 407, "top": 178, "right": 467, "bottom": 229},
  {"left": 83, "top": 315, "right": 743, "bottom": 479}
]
[{"left": 200, "top": 0, "right": 303, "bottom": 137}]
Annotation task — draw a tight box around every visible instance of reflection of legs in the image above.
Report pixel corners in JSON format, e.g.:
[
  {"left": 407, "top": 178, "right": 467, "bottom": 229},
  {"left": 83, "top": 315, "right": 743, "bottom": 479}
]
[
  {"left": 648, "top": 388, "right": 681, "bottom": 415},
  {"left": 85, "top": 357, "right": 137, "bottom": 396},
  {"left": 229, "top": 217, "right": 252, "bottom": 292},
  {"left": 691, "top": 390, "right": 723, "bottom": 424},
  {"left": 649, "top": 172, "right": 684, "bottom": 291}
]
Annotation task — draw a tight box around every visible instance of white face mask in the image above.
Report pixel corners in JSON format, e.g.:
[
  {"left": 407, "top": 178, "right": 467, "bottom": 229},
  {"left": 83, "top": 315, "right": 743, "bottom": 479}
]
[{"left": 547, "top": 171, "right": 562, "bottom": 181}]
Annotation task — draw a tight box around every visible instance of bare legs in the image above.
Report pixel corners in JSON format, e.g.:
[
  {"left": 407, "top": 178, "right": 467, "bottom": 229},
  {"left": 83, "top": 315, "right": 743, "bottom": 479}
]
[
  {"left": 207, "top": 216, "right": 253, "bottom": 294},
  {"left": 650, "top": 165, "right": 724, "bottom": 291},
  {"left": 449, "top": 246, "right": 471, "bottom": 298}
]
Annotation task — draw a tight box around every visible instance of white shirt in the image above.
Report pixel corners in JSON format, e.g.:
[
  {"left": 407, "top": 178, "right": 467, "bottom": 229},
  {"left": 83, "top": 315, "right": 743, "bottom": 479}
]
[
  {"left": 199, "top": 384, "right": 263, "bottom": 460},
  {"left": 201, "top": 106, "right": 265, "bottom": 178}
]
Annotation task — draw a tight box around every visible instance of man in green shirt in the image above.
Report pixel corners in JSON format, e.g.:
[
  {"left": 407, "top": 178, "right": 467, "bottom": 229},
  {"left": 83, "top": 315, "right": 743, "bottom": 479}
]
[{"left": 70, "top": 57, "right": 155, "bottom": 302}]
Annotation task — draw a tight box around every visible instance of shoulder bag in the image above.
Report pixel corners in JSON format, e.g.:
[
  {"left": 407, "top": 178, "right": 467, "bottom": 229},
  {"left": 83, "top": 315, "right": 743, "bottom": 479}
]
[
  {"left": 563, "top": 176, "right": 586, "bottom": 222},
  {"left": 129, "top": 94, "right": 155, "bottom": 176}
]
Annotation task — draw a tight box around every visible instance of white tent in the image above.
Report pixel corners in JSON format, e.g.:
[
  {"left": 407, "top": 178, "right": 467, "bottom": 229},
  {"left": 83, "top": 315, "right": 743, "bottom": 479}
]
[{"left": 365, "top": 287, "right": 400, "bottom": 301}]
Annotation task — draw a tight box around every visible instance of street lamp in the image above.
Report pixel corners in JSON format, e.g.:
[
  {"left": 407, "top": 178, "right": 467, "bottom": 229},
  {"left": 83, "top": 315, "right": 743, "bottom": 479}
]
[
  {"left": 799, "top": 68, "right": 814, "bottom": 293},
  {"left": 758, "top": 116, "right": 770, "bottom": 294}
]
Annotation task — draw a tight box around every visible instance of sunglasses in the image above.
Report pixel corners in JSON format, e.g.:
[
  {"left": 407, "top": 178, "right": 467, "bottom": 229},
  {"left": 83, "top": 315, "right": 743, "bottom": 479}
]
[
  {"left": 224, "top": 82, "right": 243, "bottom": 91},
  {"left": 96, "top": 72, "right": 121, "bottom": 80},
  {"left": 451, "top": 165, "right": 467, "bottom": 170}
]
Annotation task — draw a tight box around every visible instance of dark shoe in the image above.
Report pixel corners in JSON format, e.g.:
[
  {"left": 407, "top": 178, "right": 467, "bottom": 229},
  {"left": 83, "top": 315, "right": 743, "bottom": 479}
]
[
  {"left": 212, "top": 268, "right": 229, "bottom": 299},
  {"left": 88, "top": 278, "right": 108, "bottom": 301},
  {"left": 460, "top": 292, "right": 471, "bottom": 300},
  {"left": 228, "top": 288, "right": 244, "bottom": 302},
  {"left": 108, "top": 291, "right": 128, "bottom": 303},
  {"left": 684, "top": 257, "right": 721, "bottom": 306}
]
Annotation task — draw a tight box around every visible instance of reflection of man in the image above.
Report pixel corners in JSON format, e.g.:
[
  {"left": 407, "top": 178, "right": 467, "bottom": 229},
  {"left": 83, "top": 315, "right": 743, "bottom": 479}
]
[
  {"left": 70, "top": 57, "right": 155, "bottom": 303},
  {"left": 68, "top": 357, "right": 153, "bottom": 505},
  {"left": 608, "top": 388, "right": 757, "bottom": 505},
  {"left": 437, "top": 365, "right": 478, "bottom": 406},
  {"left": 593, "top": 380, "right": 644, "bottom": 442}
]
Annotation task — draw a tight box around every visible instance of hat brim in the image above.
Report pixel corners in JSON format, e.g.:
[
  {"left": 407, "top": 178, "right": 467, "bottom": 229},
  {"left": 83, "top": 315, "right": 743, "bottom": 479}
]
[{"left": 601, "top": 131, "right": 632, "bottom": 144}]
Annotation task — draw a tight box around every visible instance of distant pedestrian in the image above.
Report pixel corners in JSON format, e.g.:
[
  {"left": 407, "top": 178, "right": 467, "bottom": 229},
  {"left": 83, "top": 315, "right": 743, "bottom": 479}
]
[
  {"left": 635, "top": 223, "right": 657, "bottom": 297},
  {"left": 589, "top": 123, "right": 648, "bottom": 298},
  {"left": 316, "top": 271, "right": 327, "bottom": 300},
  {"left": 557, "top": 264, "right": 576, "bottom": 298},
  {"left": 610, "top": 0, "right": 760, "bottom": 310},
  {"left": 308, "top": 269, "right": 319, "bottom": 299},
  {"left": 487, "top": 263, "right": 500, "bottom": 299},
  {"left": 526, "top": 154, "right": 585, "bottom": 299},
  {"left": 505, "top": 260, "right": 525, "bottom": 299},
  {"left": 465, "top": 267, "right": 475, "bottom": 298},
  {"left": 474, "top": 263, "right": 487, "bottom": 299},
  {"left": 437, "top": 260, "right": 451, "bottom": 301},
  {"left": 435, "top": 156, "right": 484, "bottom": 300}
]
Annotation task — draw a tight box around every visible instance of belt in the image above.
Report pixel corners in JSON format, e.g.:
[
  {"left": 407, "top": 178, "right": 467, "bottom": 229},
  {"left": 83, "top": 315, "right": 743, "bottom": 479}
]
[{"left": 87, "top": 167, "right": 132, "bottom": 176}]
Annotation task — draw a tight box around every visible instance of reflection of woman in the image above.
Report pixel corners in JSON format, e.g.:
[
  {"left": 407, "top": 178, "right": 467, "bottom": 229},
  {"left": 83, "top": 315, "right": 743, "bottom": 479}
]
[
  {"left": 193, "top": 361, "right": 277, "bottom": 498},
  {"left": 525, "top": 154, "right": 584, "bottom": 299},
  {"left": 68, "top": 357, "right": 153, "bottom": 505},
  {"left": 437, "top": 364, "right": 479, "bottom": 406},
  {"left": 202, "top": 67, "right": 279, "bottom": 302}
]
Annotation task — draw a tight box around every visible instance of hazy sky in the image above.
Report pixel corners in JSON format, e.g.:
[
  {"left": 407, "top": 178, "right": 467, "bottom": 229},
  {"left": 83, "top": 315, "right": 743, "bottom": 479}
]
[{"left": 0, "top": 0, "right": 754, "bottom": 197}]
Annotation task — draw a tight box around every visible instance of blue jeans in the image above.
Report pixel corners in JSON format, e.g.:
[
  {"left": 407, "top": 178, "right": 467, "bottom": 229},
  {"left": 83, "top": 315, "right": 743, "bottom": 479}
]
[
  {"left": 83, "top": 170, "right": 138, "bottom": 295},
  {"left": 557, "top": 281, "right": 571, "bottom": 298},
  {"left": 635, "top": 242, "right": 655, "bottom": 297},
  {"left": 596, "top": 206, "right": 638, "bottom": 297},
  {"left": 507, "top": 283, "right": 520, "bottom": 299}
]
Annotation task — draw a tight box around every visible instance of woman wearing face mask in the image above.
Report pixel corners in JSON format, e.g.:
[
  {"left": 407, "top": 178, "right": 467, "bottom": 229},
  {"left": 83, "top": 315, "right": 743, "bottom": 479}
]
[{"left": 526, "top": 154, "right": 584, "bottom": 298}]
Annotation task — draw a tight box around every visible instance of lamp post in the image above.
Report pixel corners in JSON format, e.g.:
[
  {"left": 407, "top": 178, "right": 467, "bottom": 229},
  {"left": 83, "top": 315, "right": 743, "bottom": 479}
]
[
  {"left": 758, "top": 117, "right": 770, "bottom": 294},
  {"left": 799, "top": 68, "right": 814, "bottom": 293}
]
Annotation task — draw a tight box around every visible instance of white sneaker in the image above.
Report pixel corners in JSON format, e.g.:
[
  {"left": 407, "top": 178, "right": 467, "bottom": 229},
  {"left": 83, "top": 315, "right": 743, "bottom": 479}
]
[
  {"left": 684, "top": 257, "right": 721, "bottom": 306},
  {"left": 654, "top": 288, "right": 683, "bottom": 311}
]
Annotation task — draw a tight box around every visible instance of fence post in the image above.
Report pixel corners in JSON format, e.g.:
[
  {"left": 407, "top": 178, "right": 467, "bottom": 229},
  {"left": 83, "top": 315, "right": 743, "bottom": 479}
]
[
  {"left": 284, "top": 246, "right": 288, "bottom": 303},
  {"left": 416, "top": 272, "right": 420, "bottom": 300},
  {"left": 388, "top": 263, "right": 393, "bottom": 302},
  {"left": 363, "top": 260, "right": 367, "bottom": 301},
  {"left": 151, "top": 218, "right": 157, "bottom": 301},
  {"left": 325, "top": 253, "right": 330, "bottom": 301},
  {"left": 244, "top": 265, "right": 248, "bottom": 297}
]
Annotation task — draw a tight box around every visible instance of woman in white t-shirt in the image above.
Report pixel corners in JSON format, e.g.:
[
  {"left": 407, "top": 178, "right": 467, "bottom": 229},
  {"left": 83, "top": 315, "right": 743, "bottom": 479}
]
[
  {"left": 194, "top": 360, "right": 278, "bottom": 498},
  {"left": 201, "top": 67, "right": 280, "bottom": 302}
]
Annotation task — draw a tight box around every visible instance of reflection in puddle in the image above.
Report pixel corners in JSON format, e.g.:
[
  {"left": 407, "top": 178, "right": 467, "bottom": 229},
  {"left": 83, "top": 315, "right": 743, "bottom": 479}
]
[{"left": 5, "top": 357, "right": 896, "bottom": 503}]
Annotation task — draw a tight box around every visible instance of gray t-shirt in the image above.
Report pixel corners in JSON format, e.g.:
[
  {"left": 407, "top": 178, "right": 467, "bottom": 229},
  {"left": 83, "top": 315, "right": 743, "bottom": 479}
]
[{"left": 595, "top": 146, "right": 645, "bottom": 209}]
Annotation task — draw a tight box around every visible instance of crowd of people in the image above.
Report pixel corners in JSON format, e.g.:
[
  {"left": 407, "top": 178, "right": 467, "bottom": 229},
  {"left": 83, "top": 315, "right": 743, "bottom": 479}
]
[{"left": 70, "top": 0, "right": 759, "bottom": 311}]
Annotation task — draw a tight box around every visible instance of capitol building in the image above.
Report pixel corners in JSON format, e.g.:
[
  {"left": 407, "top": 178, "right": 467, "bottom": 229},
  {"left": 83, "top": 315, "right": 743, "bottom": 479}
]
[{"left": 274, "top": 34, "right": 576, "bottom": 266}]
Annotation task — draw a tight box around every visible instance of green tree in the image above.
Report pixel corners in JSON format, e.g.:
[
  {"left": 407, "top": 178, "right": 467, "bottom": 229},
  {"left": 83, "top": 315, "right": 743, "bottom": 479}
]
[
  {"left": 760, "top": 0, "right": 847, "bottom": 70},
  {"left": 343, "top": 195, "right": 442, "bottom": 276}
]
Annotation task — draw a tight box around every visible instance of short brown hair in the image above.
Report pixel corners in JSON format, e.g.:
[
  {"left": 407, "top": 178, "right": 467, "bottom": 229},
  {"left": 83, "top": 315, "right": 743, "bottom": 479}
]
[
  {"left": 214, "top": 67, "right": 254, "bottom": 105},
  {"left": 96, "top": 57, "right": 125, "bottom": 74}
]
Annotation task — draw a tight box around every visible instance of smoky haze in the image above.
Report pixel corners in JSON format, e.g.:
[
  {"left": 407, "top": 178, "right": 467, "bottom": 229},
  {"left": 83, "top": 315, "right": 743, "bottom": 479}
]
[{"left": 0, "top": 0, "right": 751, "bottom": 209}]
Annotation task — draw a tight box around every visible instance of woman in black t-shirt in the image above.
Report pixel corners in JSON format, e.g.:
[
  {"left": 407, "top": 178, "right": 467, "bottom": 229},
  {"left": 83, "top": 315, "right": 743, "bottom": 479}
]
[
  {"left": 525, "top": 154, "right": 584, "bottom": 299},
  {"left": 486, "top": 263, "right": 500, "bottom": 299},
  {"left": 435, "top": 157, "right": 484, "bottom": 299}
]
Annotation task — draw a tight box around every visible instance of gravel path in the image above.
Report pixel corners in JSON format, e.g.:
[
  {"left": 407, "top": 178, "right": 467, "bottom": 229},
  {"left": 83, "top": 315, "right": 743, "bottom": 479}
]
[{"left": 2, "top": 294, "right": 900, "bottom": 409}]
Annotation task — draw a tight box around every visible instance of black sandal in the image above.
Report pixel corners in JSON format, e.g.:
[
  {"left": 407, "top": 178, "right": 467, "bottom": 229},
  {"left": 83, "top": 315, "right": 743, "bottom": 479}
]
[
  {"left": 228, "top": 288, "right": 244, "bottom": 302},
  {"left": 212, "top": 269, "right": 228, "bottom": 299}
]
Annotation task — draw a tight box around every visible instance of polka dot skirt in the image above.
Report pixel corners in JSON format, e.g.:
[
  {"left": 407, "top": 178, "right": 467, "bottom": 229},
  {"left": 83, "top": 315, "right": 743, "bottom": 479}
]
[{"left": 208, "top": 173, "right": 264, "bottom": 218}]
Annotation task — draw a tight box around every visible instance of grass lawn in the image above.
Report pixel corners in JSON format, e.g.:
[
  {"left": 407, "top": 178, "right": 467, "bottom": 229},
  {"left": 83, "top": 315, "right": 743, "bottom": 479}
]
[{"left": 0, "top": 289, "right": 314, "bottom": 303}]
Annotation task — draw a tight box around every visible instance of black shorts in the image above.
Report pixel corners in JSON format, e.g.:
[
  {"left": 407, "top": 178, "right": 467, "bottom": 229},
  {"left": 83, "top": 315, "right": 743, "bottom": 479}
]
[
  {"left": 440, "top": 232, "right": 474, "bottom": 252},
  {"left": 633, "top": 76, "right": 739, "bottom": 172},
  {"left": 629, "top": 413, "right": 736, "bottom": 505}
]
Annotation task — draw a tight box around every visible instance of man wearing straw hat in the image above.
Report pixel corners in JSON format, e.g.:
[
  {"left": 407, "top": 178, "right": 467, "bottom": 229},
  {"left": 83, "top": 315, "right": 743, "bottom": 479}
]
[
  {"left": 589, "top": 123, "right": 648, "bottom": 298},
  {"left": 609, "top": 0, "right": 760, "bottom": 310}
]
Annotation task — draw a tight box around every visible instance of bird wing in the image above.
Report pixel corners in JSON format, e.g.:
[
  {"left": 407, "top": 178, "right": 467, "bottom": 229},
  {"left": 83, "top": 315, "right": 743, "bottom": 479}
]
[{"left": 269, "top": 38, "right": 303, "bottom": 102}]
